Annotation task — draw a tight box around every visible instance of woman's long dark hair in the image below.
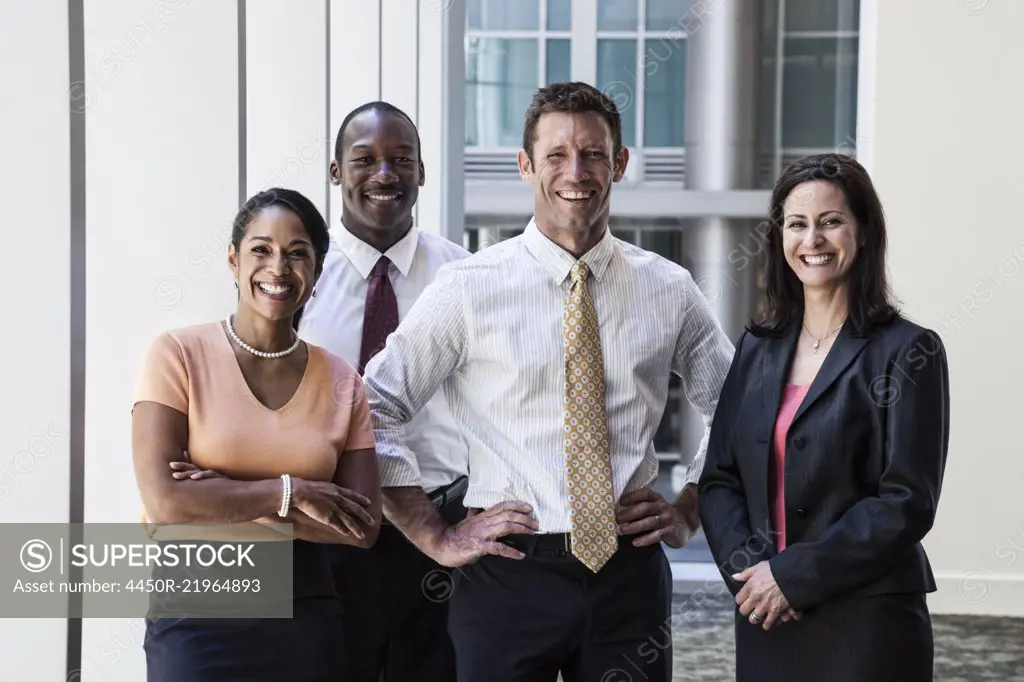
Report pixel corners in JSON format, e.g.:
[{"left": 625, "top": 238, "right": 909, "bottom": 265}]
[
  {"left": 748, "top": 153, "right": 900, "bottom": 338},
  {"left": 230, "top": 188, "right": 331, "bottom": 330}
]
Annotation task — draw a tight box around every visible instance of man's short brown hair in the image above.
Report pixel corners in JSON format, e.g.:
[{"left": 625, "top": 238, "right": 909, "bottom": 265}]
[{"left": 521, "top": 82, "right": 623, "bottom": 163}]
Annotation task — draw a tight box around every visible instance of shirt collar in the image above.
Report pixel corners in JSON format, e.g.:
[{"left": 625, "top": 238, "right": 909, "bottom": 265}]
[
  {"left": 522, "top": 217, "right": 615, "bottom": 284},
  {"left": 332, "top": 220, "right": 419, "bottom": 279}
]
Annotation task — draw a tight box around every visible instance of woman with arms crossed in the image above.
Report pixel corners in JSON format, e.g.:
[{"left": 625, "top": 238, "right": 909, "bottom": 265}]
[
  {"left": 698, "top": 154, "right": 949, "bottom": 681},
  {"left": 131, "top": 188, "right": 381, "bottom": 681}
]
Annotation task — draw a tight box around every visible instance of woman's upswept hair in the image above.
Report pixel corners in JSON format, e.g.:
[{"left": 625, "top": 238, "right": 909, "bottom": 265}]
[
  {"left": 230, "top": 187, "right": 331, "bottom": 330},
  {"left": 748, "top": 153, "right": 900, "bottom": 338}
]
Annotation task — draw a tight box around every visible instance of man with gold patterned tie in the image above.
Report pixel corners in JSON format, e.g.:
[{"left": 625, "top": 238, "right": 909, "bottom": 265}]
[{"left": 362, "top": 82, "right": 735, "bottom": 682}]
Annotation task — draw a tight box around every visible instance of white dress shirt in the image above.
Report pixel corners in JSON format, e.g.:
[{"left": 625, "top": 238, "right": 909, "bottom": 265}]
[
  {"left": 362, "top": 218, "right": 735, "bottom": 533},
  {"left": 297, "top": 222, "right": 471, "bottom": 491}
]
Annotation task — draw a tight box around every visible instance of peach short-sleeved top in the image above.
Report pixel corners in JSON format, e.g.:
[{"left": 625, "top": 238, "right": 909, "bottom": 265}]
[{"left": 133, "top": 321, "right": 376, "bottom": 485}]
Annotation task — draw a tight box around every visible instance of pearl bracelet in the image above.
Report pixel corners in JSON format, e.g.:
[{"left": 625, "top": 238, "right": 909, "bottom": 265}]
[{"left": 278, "top": 474, "right": 292, "bottom": 518}]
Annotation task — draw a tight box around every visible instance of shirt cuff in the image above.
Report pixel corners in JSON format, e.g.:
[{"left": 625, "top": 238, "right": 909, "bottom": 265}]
[{"left": 682, "top": 452, "right": 706, "bottom": 489}]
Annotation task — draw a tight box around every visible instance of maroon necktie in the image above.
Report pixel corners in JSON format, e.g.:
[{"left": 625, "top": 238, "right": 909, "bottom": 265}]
[{"left": 358, "top": 256, "right": 399, "bottom": 375}]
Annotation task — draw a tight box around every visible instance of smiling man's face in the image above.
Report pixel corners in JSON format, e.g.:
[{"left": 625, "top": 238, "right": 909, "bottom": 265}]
[{"left": 519, "top": 110, "right": 627, "bottom": 238}]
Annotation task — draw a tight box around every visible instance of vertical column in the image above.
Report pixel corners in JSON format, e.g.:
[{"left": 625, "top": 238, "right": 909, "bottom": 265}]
[
  {"left": 416, "top": 0, "right": 466, "bottom": 244},
  {"left": 381, "top": 0, "right": 420, "bottom": 121},
  {"left": 328, "top": 2, "right": 382, "bottom": 229},
  {"left": 677, "top": 1, "right": 764, "bottom": 477},
  {"left": 854, "top": 0, "right": 879, "bottom": 172},
  {"left": 82, "top": 1, "right": 240, "bottom": 679},
  {"left": 245, "top": 1, "right": 329, "bottom": 219},
  {"left": 684, "top": 0, "right": 763, "bottom": 193},
  {"left": 570, "top": 0, "right": 598, "bottom": 83},
  {"left": 0, "top": 0, "right": 71, "bottom": 678},
  {"left": 0, "top": 0, "right": 73, "bottom": 520}
]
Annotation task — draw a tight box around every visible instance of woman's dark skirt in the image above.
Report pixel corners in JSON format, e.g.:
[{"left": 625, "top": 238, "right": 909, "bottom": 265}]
[
  {"left": 735, "top": 591, "right": 934, "bottom": 682},
  {"left": 144, "top": 539, "right": 345, "bottom": 682}
]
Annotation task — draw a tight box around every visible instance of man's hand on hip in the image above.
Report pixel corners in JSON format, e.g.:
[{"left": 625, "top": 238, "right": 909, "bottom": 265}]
[
  {"left": 616, "top": 484, "right": 700, "bottom": 549},
  {"left": 430, "top": 501, "right": 539, "bottom": 567}
]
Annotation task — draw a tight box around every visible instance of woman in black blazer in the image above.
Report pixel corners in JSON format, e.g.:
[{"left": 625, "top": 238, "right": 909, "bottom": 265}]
[{"left": 698, "top": 153, "right": 949, "bottom": 682}]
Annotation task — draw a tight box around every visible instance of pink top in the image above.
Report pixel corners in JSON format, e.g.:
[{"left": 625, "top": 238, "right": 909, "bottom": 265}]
[
  {"left": 132, "top": 322, "right": 376, "bottom": 524},
  {"left": 769, "top": 383, "right": 810, "bottom": 553}
]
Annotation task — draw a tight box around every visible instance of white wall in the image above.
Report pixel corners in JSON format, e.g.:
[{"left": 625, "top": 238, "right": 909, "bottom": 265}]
[
  {"left": 859, "top": 0, "right": 1024, "bottom": 617},
  {"left": 0, "top": 1, "right": 71, "bottom": 678}
]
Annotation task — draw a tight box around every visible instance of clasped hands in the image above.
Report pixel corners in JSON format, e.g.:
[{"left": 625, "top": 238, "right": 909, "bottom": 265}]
[
  {"left": 168, "top": 453, "right": 374, "bottom": 541},
  {"left": 430, "top": 485, "right": 701, "bottom": 568},
  {"left": 732, "top": 561, "right": 802, "bottom": 631}
]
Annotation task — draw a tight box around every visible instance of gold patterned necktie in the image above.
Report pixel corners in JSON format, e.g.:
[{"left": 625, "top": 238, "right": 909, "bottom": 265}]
[{"left": 563, "top": 260, "right": 618, "bottom": 573}]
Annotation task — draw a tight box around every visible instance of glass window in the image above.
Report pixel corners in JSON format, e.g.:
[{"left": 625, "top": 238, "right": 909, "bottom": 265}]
[
  {"left": 781, "top": 37, "right": 858, "bottom": 149},
  {"left": 596, "top": 39, "right": 638, "bottom": 148},
  {"left": 547, "top": 0, "right": 572, "bottom": 31},
  {"left": 642, "top": 37, "right": 686, "bottom": 147},
  {"left": 785, "top": 0, "right": 860, "bottom": 32},
  {"left": 598, "top": 0, "right": 638, "bottom": 31},
  {"left": 464, "top": 0, "right": 861, "bottom": 169},
  {"left": 467, "top": 0, "right": 540, "bottom": 31},
  {"left": 546, "top": 39, "right": 571, "bottom": 84},
  {"left": 645, "top": 0, "right": 691, "bottom": 31},
  {"left": 465, "top": 39, "right": 540, "bottom": 147}
]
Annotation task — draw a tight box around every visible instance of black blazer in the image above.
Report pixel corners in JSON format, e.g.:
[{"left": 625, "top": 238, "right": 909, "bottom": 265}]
[{"left": 697, "top": 315, "right": 950, "bottom": 612}]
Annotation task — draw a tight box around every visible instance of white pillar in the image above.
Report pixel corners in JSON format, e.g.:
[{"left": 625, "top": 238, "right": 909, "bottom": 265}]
[
  {"left": 416, "top": 0, "right": 467, "bottom": 246},
  {"left": 328, "top": 0, "right": 382, "bottom": 235},
  {"left": 81, "top": 1, "right": 240, "bottom": 679},
  {"left": 245, "top": 1, "right": 330, "bottom": 218},
  {"left": 0, "top": 0, "right": 72, "bottom": 679},
  {"left": 676, "top": 1, "right": 765, "bottom": 477}
]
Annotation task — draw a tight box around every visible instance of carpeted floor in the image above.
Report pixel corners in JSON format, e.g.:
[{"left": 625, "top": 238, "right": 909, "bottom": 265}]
[{"left": 665, "top": 591, "right": 1024, "bottom": 681}]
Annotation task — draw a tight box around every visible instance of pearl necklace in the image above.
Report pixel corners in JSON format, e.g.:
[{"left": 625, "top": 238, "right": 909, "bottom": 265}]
[{"left": 224, "top": 315, "right": 300, "bottom": 359}]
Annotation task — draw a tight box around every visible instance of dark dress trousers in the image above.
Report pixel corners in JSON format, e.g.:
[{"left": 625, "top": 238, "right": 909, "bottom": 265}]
[
  {"left": 447, "top": 532, "right": 673, "bottom": 682},
  {"left": 144, "top": 539, "right": 346, "bottom": 682},
  {"left": 698, "top": 315, "right": 950, "bottom": 682},
  {"left": 331, "top": 486, "right": 468, "bottom": 682}
]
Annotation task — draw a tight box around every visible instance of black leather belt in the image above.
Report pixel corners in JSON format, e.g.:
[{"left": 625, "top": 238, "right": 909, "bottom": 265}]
[
  {"left": 501, "top": 532, "right": 648, "bottom": 557},
  {"left": 502, "top": 533, "right": 573, "bottom": 555},
  {"left": 428, "top": 475, "right": 468, "bottom": 510}
]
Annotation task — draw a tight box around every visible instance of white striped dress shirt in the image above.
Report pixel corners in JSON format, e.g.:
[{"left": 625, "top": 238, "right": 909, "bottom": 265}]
[
  {"left": 297, "top": 223, "right": 471, "bottom": 491},
  {"left": 362, "top": 218, "right": 735, "bottom": 533}
]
